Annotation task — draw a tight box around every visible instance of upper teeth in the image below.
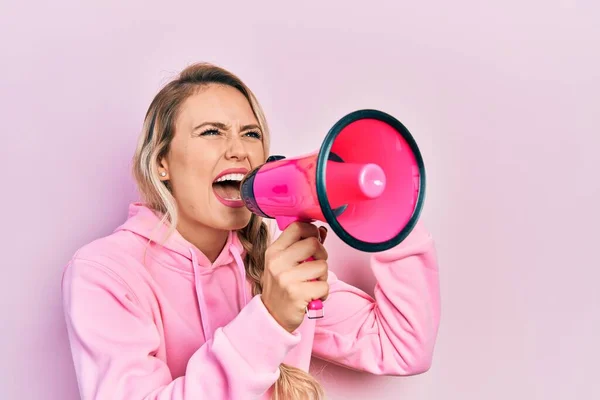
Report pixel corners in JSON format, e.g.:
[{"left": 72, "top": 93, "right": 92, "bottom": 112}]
[{"left": 215, "top": 173, "right": 245, "bottom": 183}]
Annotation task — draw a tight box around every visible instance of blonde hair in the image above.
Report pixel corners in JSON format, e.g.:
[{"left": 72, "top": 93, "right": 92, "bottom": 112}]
[{"left": 132, "top": 62, "right": 325, "bottom": 400}]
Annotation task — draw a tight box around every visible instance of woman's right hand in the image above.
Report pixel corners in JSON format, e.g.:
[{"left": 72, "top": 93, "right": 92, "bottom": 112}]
[{"left": 260, "top": 222, "right": 329, "bottom": 333}]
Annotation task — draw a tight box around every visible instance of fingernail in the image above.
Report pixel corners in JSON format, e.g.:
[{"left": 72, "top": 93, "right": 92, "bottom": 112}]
[{"left": 319, "top": 226, "right": 327, "bottom": 243}]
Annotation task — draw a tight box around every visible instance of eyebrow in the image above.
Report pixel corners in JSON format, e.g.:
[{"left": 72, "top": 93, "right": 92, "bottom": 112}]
[{"left": 193, "top": 121, "right": 261, "bottom": 132}]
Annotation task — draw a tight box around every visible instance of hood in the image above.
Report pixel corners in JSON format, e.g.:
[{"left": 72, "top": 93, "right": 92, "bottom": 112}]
[
  {"left": 115, "top": 202, "right": 246, "bottom": 270},
  {"left": 114, "top": 202, "right": 249, "bottom": 341}
]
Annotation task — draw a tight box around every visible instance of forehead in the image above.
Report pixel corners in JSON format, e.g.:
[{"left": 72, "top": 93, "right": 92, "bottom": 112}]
[{"left": 177, "top": 84, "right": 258, "bottom": 129}]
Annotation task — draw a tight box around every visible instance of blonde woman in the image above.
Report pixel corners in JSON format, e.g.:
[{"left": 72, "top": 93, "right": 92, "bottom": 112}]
[{"left": 61, "top": 62, "right": 441, "bottom": 400}]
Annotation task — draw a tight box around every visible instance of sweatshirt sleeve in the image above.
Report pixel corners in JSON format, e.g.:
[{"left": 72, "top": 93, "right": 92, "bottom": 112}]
[
  {"left": 61, "top": 258, "right": 300, "bottom": 400},
  {"left": 312, "top": 221, "right": 441, "bottom": 375}
]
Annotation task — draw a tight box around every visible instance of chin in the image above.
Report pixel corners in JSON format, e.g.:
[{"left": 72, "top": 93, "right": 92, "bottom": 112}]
[{"left": 208, "top": 192, "right": 254, "bottom": 231}]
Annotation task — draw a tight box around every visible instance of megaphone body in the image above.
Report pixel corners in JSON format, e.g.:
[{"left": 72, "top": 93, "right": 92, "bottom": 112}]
[{"left": 240, "top": 109, "right": 426, "bottom": 319}]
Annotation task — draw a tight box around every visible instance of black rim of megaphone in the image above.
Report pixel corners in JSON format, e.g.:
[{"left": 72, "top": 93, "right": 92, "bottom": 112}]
[{"left": 316, "top": 109, "right": 426, "bottom": 253}]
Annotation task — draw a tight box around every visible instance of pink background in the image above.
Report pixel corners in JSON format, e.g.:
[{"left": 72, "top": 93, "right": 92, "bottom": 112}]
[{"left": 1, "top": 1, "right": 599, "bottom": 399}]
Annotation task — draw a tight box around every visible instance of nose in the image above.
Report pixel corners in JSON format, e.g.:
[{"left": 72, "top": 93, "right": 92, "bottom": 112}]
[{"left": 224, "top": 135, "right": 248, "bottom": 161}]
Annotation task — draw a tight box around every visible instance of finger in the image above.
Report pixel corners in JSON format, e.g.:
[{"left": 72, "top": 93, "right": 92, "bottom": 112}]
[
  {"left": 284, "top": 260, "right": 328, "bottom": 283},
  {"left": 284, "top": 236, "right": 328, "bottom": 263},
  {"left": 269, "top": 222, "right": 319, "bottom": 252},
  {"left": 300, "top": 280, "right": 330, "bottom": 302}
]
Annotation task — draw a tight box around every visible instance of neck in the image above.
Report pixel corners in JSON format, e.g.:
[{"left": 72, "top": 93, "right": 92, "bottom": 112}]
[{"left": 176, "top": 217, "right": 229, "bottom": 263}]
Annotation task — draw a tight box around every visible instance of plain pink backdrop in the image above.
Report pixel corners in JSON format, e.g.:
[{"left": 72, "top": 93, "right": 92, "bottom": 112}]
[{"left": 1, "top": 1, "right": 599, "bottom": 399}]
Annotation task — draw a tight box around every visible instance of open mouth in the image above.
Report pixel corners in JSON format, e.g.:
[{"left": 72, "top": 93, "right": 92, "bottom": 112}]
[{"left": 212, "top": 172, "right": 245, "bottom": 201}]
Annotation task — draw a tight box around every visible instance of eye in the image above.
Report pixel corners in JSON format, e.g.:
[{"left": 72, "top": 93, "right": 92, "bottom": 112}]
[
  {"left": 199, "top": 128, "right": 221, "bottom": 136},
  {"left": 244, "top": 131, "right": 262, "bottom": 139}
]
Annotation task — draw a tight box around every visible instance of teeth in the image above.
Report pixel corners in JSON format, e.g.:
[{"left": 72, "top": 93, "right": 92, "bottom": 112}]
[{"left": 214, "top": 173, "right": 245, "bottom": 183}]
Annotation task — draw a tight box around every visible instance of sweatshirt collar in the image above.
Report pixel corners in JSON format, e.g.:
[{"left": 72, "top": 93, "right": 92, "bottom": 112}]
[{"left": 115, "top": 202, "right": 246, "bottom": 272}]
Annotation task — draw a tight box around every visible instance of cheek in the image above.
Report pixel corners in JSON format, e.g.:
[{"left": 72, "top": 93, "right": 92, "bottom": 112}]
[
  {"left": 170, "top": 147, "right": 215, "bottom": 189},
  {"left": 249, "top": 143, "right": 266, "bottom": 167}
]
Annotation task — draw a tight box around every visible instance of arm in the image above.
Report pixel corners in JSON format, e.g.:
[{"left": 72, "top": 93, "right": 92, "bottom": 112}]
[
  {"left": 61, "top": 259, "right": 299, "bottom": 400},
  {"left": 312, "top": 221, "right": 441, "bottom": 375}
]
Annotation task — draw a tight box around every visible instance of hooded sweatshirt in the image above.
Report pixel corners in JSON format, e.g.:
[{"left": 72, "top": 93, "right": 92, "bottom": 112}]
[{"left": 61, "top": 202, "right": 440, "bottom": 400}]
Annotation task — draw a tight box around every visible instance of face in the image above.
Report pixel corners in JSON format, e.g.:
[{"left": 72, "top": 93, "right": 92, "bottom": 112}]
[{"left": 159, "top": 84, "right": 265, "bottom": 233}]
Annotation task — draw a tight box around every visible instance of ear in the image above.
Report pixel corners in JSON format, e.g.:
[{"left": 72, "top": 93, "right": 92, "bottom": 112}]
[{"left": 158, "top": 156, "right": 170, "bottom": 181}]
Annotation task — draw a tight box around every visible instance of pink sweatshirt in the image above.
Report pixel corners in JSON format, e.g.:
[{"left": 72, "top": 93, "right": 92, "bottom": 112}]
[{"left": 62, "top": 202, "right": 440, "bottom": 399}]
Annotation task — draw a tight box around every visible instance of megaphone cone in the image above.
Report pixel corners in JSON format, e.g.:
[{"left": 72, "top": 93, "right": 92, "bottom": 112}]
[{"left": 240, "top": 109, "right": 426, "bottom": 319}]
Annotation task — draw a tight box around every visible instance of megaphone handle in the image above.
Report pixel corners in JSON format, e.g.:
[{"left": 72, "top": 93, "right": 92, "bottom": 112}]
[{"left": 275, "top": 216, "right": 325, "bottom": 320}]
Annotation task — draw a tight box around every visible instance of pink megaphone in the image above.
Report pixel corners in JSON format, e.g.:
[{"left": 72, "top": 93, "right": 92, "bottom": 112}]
[{"left": 240, "top": 109, "right": 426, "bottom": 319}]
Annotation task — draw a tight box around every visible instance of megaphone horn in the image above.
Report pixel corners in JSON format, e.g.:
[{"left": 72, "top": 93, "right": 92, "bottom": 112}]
[{"left": 240, "top": 109, "right": 426, "bottom": 319}]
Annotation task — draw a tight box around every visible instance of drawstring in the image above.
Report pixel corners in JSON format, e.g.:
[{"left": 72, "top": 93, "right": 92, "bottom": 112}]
[
  {"left": 189, "top": 243, "right": 247, "bottom": 341},
  {"left": 230, "top": 248, "right": 248, "bottom": 307},
  {"left": 190, "top": 249, "right": 212, "bottom": 341}
]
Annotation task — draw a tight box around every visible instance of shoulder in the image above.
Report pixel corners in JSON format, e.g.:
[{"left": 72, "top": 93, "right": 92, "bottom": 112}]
[
  {"left": 61, "top": 231, "right": 155, "bottom": 326},
  {"left": 70, "top": 230, "right": 147, "bottom": 273},
  {"left": 62, "top": 230, "right": 149, "bottom": 298}
]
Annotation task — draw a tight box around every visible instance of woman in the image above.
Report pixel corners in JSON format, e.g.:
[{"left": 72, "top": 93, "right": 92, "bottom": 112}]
[{"left": 61, "top": 62, "right": 441, "bottom": 400}]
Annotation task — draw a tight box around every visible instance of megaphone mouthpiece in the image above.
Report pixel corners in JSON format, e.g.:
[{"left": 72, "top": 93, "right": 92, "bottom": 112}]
[{"left": 325, "top": 161, "right": 386, "bottom": 210}]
